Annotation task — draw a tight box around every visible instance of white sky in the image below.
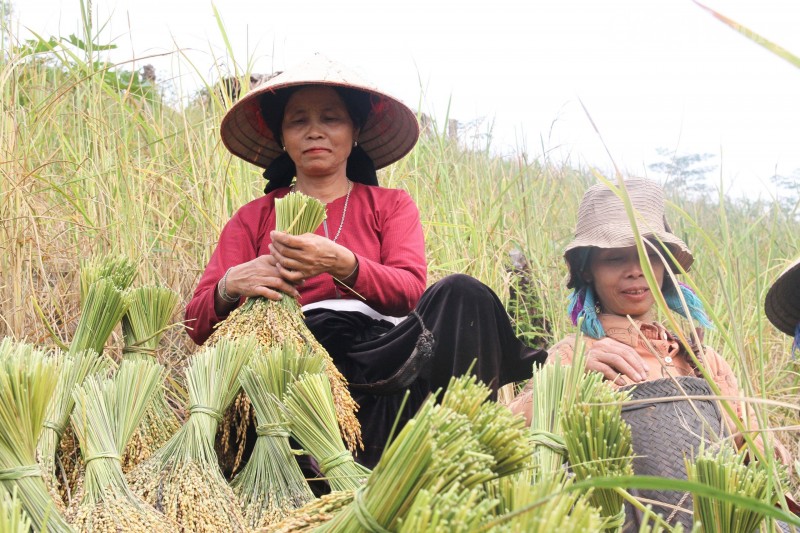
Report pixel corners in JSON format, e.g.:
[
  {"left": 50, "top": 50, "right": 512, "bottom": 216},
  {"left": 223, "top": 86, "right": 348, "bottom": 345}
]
[{"left": 10, "top": 0, "right": 800, "bottom": 198}]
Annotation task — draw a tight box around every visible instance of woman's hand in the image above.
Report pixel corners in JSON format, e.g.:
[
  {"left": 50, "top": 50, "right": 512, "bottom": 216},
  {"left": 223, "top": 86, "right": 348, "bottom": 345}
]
[
  {"left": 585, "top": 337, "right": 650, "bottom": 385},
  {"left": 222, "top": 255, "right": 301, "bottom": 301},
  {"left": 269, "top": 230, "right": 358, "bottom": 283}
]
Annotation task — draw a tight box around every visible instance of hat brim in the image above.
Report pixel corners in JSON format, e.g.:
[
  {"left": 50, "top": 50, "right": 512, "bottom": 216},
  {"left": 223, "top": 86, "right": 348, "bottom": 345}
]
[
  {"left": 220, "top": 56, "right": 420, "bottom": 171},
  {"left": 765, "top": 258, "right": 800, "bottom": 336}
]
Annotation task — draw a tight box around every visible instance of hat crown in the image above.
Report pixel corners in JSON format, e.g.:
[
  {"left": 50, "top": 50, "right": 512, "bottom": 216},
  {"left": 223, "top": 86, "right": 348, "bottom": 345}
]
[{"left": 574, "top": 178, "right": 669, "bottom": 240}]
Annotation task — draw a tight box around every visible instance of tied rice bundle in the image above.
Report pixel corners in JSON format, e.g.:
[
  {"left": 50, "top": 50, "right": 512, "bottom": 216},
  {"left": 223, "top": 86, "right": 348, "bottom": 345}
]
[
  {"left": 562, "top": 375, "right": 634, "bottom": 531},
  {"left": 686, "top": 445, "right": 771, "bottom": 533},
  {"left": 0, "top": 339, "right": 71, "bottom": 532},
  {"left": 320, "top": 378, "right": 499, "bottom": 532},
  {"left": 67, "top": 359, "right": 176, "bottom": 532},
  {"left": 127, "top": 337, "right": 257, "bottom": 532},
  {"left": 260, "top": 490, "right": 355, "bottom": 533},
  {"left": 69, "top": 277, "right": 130, "bottom": 358},
  {"left": 120, "top": 286, "right": 182, "bottom": 471},
  {"left": 37, "top": 349, "right": 109, "bottom": 501},
  {"left": 489, "top": 471, "right": 603, "bottom": 532},
  {"left": 230, "top": 349, "right": 317, "bottom": 528},
  {"left": 209, "top": 192, "right": 361, "bottom": 474},
  {"left": 526, "top": 358, "right": 587, "bottom": 477},
  {"left": 78, "top": 254, "right": 137, "bottom": 304},
  {"left": 0, "top": 487, "right": 33, "bottom": 533},
  {"left": 283, "top": 373, "right": 371, "bottom": 492}
]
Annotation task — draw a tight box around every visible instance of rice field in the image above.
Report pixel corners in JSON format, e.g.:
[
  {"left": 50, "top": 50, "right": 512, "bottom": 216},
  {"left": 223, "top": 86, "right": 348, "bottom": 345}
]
[{"left": 1, "top": 10, "right": 799, "bottom": 531}]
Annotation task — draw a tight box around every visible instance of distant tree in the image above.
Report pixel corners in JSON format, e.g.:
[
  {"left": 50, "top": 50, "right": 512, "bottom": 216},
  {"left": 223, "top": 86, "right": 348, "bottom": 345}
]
[
  {"left": 770, "top": 170, "right": 800, "bottom": 218},
  {"left": 648, "top": 147, "right": 717, "bottom": 196}
]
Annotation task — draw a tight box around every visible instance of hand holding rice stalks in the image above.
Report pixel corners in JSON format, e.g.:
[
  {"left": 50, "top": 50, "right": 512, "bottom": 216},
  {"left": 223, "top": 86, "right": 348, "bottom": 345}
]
[
  {"left": 0, "top": 338, "right": 71, "bottom": 532},
  {"left": 127, "top": 336, "right": 257, "bottom": 532},
  {"left": 209, "top": 192, "right": 361, "bottom": 474},
  {"left": 67, "top": 359, "right": 177, "bottom": 532}
]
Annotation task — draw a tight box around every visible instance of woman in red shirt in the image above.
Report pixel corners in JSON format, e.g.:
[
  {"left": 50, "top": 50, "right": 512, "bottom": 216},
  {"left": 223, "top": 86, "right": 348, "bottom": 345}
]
[{"left": 185, "top": 55, "right": 547, "bottom": 467}]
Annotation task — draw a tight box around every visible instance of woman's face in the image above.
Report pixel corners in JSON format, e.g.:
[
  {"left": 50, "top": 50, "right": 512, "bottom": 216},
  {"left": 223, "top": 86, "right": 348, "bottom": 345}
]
[
  {"left": 281, "top": 86, "right": 358, "bottom": 181},
  {"left": 587, "top": 244, "right": 666, "bottom": 321}
]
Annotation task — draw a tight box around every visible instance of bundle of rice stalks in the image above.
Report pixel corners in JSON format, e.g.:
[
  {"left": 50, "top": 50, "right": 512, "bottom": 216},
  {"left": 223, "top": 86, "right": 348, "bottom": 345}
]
[
  {"left": 127, "top": 336, "right": 258, "bottom": 532},
  {"left": 78, "top": 254, "right": 137, "bottom": 304},
  {"left": 120, "top": 285, "right": 182, "bottom": 471},
  {"left": 440, "top": 374, "right": 533, "bottom": 478},
  {"left": 0, "top": 487, "right": 33, "bottom": 533},
  {"left": 686, "top": 445, "right": 771, "bottom": 533},
  {"left": 68, "top": 359, "right": 176, "bottom": 532},
  {"left": 37, "top": 348, "right": 109, "bottom": 504},
  {"left": 484, "top": 471, "right": 603, "bottom": 532},
  {"left": 0, "top": 339, "right": 71, "bottom": 532},
  {"left": 69, "top": 277, "right": 129, "bottom": 357},
  {"left": 230, "top": 348, "right": 316, "bottom": 528},
  {"left": 396, "top": 483, "right": 498, "bottom": 532},
  {"left": 209, "top": 192, "right": 361, "bottom": 473},
  {"left": 562, "top": 374, "right": 634, "bottom": 530},
  {"left": 283, "top": 372, "right": 371, "bottom": 492},
  {"left": 260, "top": 490, "right": 354, "bottom": 533},
  {"left": 319, "top": 381, "right": 498, "bottom": 531}
]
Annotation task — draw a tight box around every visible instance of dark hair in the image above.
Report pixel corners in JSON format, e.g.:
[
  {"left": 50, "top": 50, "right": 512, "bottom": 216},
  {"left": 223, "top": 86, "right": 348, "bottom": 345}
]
[{"left": 259, "top": 85, "right": 377, "bottom": 193}]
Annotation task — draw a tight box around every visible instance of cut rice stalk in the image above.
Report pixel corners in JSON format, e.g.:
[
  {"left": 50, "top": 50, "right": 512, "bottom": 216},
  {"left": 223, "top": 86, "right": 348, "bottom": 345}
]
[
  {"left": 283, "top": 372, "right": 370, "bottom": 493},
  {"left": 67, "top": 359, "right": 176, "bottom": 532},
  {"left": 78, "top": 254, "right": 137, "bottom": 305},
  {"left": 120, "top": 285, "right": 182, "bottom": 471},
  {"left": 127, "top": 337, "right": 258, "bottom": 532},
  {"left": 396, "top": 483, "right": 498, "bottom": 533},
  {"left": 0, "top": 338, "right": 71, "bottom": 532},
  {"left": 69, "top": 277, "right": 129, "bottom": 357},
  {"left": 0, "top": 487, "right": 33, "bottom": 533},
  {"left": 258, "top": 490, "right": 354, "bottom": 533},
  {"left": 209, "top": 191, "right": 361, "bottom": 475},
  {"left": 686, "top": 445, "right": 770, "bottom": 533}
]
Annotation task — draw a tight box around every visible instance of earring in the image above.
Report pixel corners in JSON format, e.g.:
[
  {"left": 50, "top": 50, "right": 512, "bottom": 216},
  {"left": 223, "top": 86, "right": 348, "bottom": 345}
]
[
  {"left": 282, "top": 145, "right": 286, "bottom": 151},
  {"left": 353, "top": 140, "right": 358, "bottom": 148}
]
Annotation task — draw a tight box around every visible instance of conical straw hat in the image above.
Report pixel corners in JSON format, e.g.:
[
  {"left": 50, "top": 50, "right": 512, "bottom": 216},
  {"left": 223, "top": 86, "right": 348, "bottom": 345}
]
[
  {"left": 220, "top": 54, "right": 419, "bottom": 170},
  {"left": 765, "top": 257, "right": 800, "bottom": 336}
]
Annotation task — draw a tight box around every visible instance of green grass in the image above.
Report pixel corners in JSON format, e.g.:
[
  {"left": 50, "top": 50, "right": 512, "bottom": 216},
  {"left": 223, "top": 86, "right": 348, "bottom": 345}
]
[{"left": 1, "top": 9, "right": 799, "bottom": 525}]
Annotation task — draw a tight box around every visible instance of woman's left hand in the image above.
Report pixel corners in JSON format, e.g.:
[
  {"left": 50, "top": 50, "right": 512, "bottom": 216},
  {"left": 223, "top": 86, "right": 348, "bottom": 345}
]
[{"left": 269, "top": 230, "right": 357, "bottom": 283}]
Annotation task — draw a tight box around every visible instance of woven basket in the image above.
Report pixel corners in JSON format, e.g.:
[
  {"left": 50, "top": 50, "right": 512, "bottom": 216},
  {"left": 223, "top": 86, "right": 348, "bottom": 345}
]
[{"left": 619, "top": 376, "right": 728, "bottom": 530}]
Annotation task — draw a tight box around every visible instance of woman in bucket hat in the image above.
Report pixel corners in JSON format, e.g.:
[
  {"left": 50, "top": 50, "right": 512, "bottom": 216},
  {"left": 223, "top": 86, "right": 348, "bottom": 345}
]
[
  {"left": 509, "top": 178, "right": 791, "bottom": 462},
  {"left": 185, "top": 54, "right": 553, "bottom": 469},
  {"left": 765, "top": 257, "right": 800, "bottom": 356}
]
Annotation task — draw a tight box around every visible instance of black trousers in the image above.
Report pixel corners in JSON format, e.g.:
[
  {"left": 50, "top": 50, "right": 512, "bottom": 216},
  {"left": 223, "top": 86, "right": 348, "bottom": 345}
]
[{"left": 305, "top": 273, "right": 547, "bottom": 468}]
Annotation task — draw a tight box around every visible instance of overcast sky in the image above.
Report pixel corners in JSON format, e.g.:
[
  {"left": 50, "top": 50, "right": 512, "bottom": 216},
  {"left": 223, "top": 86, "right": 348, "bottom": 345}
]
[{"left": 11, "top": 0, "right": 800, "bottom": 197}]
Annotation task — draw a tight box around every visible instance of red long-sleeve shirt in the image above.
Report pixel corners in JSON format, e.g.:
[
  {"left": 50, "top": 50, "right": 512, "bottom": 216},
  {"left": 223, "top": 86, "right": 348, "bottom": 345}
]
[{"left": 185, "top": 183, "right": 427, "bottom": 345}]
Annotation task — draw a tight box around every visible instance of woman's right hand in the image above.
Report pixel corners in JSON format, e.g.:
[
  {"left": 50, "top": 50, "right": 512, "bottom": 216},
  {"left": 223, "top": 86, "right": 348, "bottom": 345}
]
[
  {"left": 585, "top": 337, "right": 650, "bottom": 385},
  {"left": 218, "top": 255, "right": 301, "bottom": 305}
]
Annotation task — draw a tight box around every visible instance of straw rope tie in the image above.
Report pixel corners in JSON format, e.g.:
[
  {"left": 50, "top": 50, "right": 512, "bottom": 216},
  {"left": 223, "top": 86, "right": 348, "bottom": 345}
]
[
  {"left": 43, "top": 419, "right": 66, "bottom": 438},
  {"left": 318, "top": 451, "right": 353, "bottom": 474},
  {"left": 0, "top": 464, "right": 41, "bottom": 481},
  {"left": 188, "top": 404, "right": 223, "bottom": 421},
  {"left": 353, "top": 487, "right": 390, "bottom": 533},
  {"left": 256, "top": 422, "right": 290, "bottom": 438},
  {"left": 84, "top": 452, "right": 122, "bottom": 465},
  {"left": 529, "top": 429, "right": 567, "bottom": 455},
  {"left": 122, "top": 345, "right": 157, "bottom": 356}
]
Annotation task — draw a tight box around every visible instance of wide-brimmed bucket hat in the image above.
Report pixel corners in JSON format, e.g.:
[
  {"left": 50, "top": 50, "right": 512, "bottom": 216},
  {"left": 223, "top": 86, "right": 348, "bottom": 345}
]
[
  {"left": 765, "top": 257, "right": 800, "bottom": 336},
  {"left": 220, "top": 54, "right": 420, "bottom": 171},
  {"left": 565, "top": 177, "right": 694, "bottom": 288}
]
